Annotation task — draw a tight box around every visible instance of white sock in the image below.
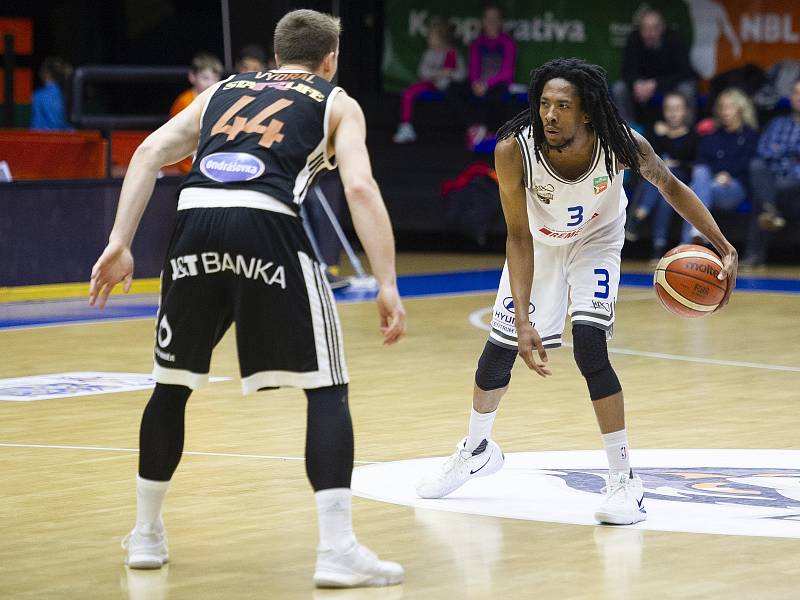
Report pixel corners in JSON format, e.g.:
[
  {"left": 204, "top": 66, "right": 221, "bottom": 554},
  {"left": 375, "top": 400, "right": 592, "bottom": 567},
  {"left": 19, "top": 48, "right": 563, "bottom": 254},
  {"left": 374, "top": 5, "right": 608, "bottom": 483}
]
[
  {"left": 136, "top": 475, "right": 170, "bottom": 530},
  {"left": 464, "top": 408, "right": 497, "bottom": 453},
  {"left": 315, "top": 488, "right": 356, "bottom": 553},
  {"left": 601, "top": 429, "right": 631, "bottom": 479}
]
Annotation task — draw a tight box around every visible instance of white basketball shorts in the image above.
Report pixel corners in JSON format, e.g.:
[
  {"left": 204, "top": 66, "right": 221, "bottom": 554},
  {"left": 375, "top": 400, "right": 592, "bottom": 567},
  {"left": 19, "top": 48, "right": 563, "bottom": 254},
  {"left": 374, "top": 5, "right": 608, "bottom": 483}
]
[{"left": 489, "top": 215, "right": 624, "bottom": 349}]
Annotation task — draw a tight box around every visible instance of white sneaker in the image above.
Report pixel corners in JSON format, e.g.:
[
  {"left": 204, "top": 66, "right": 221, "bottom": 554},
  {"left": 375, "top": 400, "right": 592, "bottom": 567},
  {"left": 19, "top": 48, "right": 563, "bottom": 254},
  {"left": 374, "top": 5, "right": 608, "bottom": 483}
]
[
  {"left": 392, "top": 122, "right": 417, "bottom": 144},
  {"left": 123, "top": 521, "right": 169, "bottom": 569},
  {"left": 313, "top": 541, "right": 404, "bottom": 588},
  {"left": 416, "top": 437, "right": 504, "bottom": 499},
  {"left": 594, "top": 472, "right": 647, "bottom": 525}
]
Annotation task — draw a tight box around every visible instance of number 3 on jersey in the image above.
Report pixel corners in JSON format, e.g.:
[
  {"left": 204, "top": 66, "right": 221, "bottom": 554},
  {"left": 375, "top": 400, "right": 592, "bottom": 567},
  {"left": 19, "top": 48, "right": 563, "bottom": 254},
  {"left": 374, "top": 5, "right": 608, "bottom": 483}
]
[
  {"left": 566, "top": 205, "right": 584, "bottom": 227},
  {"left": 211, "top": 96, "right": 293, "bottom": 148},
  {"left": 594, "top": 268, "right": 610, "bottom": 299}
]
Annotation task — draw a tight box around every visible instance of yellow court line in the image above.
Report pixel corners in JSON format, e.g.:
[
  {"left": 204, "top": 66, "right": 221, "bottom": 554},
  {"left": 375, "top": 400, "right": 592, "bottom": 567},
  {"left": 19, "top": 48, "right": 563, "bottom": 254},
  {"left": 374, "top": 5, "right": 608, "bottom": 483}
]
[{"left": 0, "top": 278, "right": 161, "bottom": 303}]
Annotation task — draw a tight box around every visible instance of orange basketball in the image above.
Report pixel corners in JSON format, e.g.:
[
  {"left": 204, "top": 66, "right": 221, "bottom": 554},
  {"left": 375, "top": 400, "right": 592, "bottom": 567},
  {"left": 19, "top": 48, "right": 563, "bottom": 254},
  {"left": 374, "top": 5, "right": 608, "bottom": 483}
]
[{"left": 653, "top": 244, "right": 728, "bottom": 318}]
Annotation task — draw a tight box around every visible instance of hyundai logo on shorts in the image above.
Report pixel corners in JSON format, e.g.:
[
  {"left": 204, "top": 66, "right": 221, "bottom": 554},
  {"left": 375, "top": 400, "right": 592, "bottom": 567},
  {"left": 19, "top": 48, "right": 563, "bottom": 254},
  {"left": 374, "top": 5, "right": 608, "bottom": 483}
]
[
  {"left": 199, "top": 152, "right": 265, "bottom": 182},
  {"left": 502, "top": 296, "right": 534, "bottom": 314}
]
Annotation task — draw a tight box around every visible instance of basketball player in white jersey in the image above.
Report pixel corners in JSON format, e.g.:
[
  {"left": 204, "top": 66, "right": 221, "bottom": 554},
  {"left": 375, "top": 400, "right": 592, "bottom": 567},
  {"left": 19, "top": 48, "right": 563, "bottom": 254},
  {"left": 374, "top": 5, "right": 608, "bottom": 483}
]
[
  {"left": 417, "top": 58, "right": 738, "bottom": 524},
  {"left": 89, "top": 10, "right": 406, "bottom": 588}
]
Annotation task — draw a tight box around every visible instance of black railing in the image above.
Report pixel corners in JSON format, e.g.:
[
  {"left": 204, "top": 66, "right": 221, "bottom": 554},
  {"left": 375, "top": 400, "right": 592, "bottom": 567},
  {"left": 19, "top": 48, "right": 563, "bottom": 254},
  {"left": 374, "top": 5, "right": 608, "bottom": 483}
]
[{"left": 70, "top": 65, "right": 188, "bottom": 176}]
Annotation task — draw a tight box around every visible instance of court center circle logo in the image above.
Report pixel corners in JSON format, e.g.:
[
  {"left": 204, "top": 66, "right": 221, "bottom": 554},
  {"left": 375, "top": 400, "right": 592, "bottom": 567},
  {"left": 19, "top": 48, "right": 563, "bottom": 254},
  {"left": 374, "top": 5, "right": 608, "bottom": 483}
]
[{"left": 352, "top": 449, "right": 800, "bottom": 539}]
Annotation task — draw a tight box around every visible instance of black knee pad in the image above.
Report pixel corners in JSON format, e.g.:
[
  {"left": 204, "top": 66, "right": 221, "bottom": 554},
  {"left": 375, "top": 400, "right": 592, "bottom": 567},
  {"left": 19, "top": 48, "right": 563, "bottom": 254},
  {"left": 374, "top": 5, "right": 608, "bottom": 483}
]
[
  {"left": 572, "top": 324, "right": 621, "bottom": 401},
  {"left": 475, "top": 340, "right": 517, "bottom": 391}
]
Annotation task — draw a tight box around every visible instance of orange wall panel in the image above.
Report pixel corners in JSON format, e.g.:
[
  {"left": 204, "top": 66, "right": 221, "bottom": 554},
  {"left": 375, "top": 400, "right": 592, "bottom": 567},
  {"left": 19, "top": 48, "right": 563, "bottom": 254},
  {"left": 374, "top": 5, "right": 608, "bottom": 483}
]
[
  {"left": 0, "top": 130, "right": 107, "bottom": 180},
  {"left": 0, "top": 18, "right": 33, "bottom": 55}
]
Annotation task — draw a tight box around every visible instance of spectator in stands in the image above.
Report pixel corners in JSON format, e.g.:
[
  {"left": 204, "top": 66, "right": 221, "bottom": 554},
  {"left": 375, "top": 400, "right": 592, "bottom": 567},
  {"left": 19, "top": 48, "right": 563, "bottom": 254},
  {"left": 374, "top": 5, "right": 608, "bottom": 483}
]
[
  {"left": 169, "top": 52, "right": 224, "bottom": 173},
  {"left": 612, "top": 8, "right": 696, "bottom": 127},
  {"left": 393, "top": 18, "right": 466, "bottom": 144},
  {"left": 451, "top": 5, "right": 517, "bottom": 150},
  {"left": 30, "top": 57, "right": 72, "bottom": 130},
  {"left": 625, "top": 92, "right": 698, "bottom": 260},
  {"left": 685, "top": 88, "right": 759, "bottom": 254},
  {"left": 235, "top": 44, "right": 275, "bottom": 72},
  {"left": 746, "top": 78, "right": 800, "bottom": 265}
]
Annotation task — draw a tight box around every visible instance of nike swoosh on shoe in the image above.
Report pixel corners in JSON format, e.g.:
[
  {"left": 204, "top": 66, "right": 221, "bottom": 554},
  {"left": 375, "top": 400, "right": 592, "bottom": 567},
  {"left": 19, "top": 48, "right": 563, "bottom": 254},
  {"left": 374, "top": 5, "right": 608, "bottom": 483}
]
[{"left": 470, "top": 453, "right": 492, "bottom": 475}]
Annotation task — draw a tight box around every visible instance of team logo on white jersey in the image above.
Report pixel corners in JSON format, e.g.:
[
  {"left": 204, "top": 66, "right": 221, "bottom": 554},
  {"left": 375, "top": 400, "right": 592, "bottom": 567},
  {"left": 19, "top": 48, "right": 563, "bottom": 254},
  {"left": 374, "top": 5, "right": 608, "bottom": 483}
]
[
  {"left": 534, "top": 183, "right": 555, "bottom": 204},
  {"left": 593, "top": 176, "right": 608, "bottom": 195}
]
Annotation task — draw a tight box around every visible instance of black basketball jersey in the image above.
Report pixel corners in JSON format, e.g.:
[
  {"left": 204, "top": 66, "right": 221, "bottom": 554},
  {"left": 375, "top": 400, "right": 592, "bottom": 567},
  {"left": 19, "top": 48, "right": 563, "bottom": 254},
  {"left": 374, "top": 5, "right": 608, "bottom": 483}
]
[{"left": 181, "top": 70, "right": 342, "bottom": 213}]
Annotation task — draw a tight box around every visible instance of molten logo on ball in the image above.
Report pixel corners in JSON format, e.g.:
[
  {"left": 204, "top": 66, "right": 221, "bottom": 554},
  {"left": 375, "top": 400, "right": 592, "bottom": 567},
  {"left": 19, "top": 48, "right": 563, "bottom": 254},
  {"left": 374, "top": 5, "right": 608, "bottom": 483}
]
[
  {"left": 652, "top": 244, "right": 727, "bottom": 318},
  {"left": 685, "top": 261, "right": 720, "bottom": 278}
]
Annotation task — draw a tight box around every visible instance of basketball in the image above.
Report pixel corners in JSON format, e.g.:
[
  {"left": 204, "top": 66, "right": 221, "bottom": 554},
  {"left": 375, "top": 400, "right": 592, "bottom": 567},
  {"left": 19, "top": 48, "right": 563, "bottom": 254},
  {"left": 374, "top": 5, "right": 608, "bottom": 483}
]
[{"left": 653, "top": 244, "right": 728, "bottom": 318}]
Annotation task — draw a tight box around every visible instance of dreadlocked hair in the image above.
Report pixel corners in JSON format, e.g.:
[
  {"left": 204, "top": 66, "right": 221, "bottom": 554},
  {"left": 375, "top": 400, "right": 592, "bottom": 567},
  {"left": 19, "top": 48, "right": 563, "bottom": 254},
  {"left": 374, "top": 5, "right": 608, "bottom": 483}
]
[{"left": 496, "top": 57, "right": 643, "bottom": 179}]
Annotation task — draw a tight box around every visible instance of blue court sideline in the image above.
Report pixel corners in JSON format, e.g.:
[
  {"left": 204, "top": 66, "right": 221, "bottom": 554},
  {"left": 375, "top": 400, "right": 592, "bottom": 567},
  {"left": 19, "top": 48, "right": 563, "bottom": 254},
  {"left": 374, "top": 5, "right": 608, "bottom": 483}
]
[{"left": 1, "top": 268, "right": 799, "bottom": 330}]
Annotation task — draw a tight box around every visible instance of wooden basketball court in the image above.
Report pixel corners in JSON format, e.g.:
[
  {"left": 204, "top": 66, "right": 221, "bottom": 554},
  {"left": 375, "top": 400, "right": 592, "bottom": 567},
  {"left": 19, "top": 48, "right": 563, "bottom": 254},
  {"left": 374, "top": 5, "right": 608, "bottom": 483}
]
[{"left": 1, "top": 254, "right": 799, "bottom": 599}]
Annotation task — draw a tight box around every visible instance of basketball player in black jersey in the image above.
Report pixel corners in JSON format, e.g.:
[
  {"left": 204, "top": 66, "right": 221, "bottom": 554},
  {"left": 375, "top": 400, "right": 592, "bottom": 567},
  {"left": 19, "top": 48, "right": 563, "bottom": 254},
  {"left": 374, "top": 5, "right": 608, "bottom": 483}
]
[{"left": 89, "top": 9, "right": 405, "bottom": 588}]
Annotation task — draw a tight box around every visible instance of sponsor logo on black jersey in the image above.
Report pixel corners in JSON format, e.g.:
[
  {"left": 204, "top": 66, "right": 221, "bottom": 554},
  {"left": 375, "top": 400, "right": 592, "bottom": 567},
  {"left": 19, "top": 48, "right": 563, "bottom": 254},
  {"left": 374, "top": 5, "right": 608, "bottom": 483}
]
[
  {"left": 169, "top": 252, "right": 286, "bottom": 289},
  {"left": 199, "top": 152, "right": 265, "bottom": 183}
]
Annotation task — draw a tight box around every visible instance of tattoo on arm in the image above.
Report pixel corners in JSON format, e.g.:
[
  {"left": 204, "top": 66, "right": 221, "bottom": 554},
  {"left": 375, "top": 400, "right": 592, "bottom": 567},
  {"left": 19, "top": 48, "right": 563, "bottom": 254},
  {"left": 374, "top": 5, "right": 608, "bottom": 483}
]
[
  {"left": 641, "top": 154, "right": 673, "bottom": 191},
  {"left": 636, "top": 133, "right": 674, "bottom": 192}
]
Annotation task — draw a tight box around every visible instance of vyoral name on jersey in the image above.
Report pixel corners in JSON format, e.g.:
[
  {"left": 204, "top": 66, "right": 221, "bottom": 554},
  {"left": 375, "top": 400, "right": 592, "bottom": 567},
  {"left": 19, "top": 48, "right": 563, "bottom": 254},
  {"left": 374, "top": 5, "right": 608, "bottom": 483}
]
[{"left": 169, "top": 252, "right": 286, "bottom": 289}]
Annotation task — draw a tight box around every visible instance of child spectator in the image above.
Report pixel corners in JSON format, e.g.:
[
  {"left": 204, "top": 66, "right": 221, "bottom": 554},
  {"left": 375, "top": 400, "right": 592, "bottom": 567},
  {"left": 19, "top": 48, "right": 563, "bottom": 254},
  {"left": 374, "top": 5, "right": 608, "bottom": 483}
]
[
  {"left": 451, "top": 5, "right": 517, "bottom": 150},
  {"left": 169, "top": 52, "right": 224, "bottom": 172},
  {"left": 30, "top": 57, "right": 72, "bottom": 130},
  {"left": 393, "top": 19, "right": 465, "bottom": 144},
  {"left": 625, "top": 92, "right": 697, "bottom": 260},
  {"left": 685, "top": 88, "right": 759, "bottom": 253}
]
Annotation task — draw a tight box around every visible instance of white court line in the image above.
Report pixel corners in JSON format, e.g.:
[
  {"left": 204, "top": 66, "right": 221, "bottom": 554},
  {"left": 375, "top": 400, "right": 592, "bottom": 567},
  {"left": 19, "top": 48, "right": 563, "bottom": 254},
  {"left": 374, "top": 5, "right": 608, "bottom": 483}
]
[
  {"left": 0, "top": 442, "right": 377, "bottom": 464},
  {"left": 468, "top": 307, "right": 800, "bottom": 373}
]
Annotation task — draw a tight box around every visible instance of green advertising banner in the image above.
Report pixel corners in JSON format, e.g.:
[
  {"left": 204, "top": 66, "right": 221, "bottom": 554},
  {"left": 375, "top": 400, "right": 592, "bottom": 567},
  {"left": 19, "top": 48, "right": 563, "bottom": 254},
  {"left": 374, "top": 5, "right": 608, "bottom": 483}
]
[{"left": 382, "top": 1, "right": 694, "bottom": 92}]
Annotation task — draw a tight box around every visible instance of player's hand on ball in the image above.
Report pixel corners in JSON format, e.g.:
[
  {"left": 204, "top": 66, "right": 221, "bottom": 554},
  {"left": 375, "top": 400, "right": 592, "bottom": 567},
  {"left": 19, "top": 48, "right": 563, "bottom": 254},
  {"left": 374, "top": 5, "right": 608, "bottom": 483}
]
[
  {"left": 377, "top": 284, "right": 406, "bottom": 345},
  {"left": 714, "top": 242, "right": 738, "bottom": 311},
  {"left": 516, "top": 322, "right": 551, "bottom": 377},
  {"left": 89, "top": 241, "right": 134, "bottom": 309}
]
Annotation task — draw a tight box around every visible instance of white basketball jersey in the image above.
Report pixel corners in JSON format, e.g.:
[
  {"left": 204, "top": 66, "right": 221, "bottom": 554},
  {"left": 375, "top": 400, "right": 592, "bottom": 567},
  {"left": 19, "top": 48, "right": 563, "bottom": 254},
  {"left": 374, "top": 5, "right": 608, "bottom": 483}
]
[{"left": 514, "top": 128, "right": 628, "bottom": 246}]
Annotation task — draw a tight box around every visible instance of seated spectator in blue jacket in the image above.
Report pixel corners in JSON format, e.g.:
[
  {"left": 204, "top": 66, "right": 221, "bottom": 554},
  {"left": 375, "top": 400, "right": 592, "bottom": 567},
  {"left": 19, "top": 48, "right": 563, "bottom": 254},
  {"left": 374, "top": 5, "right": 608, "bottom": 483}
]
[
  {"left": 746, "top": 78, "right": 800, "bottom": 265},
  {"left": 30, "top": 57, "right": 72, "bottom": 130},
  {"left": 685, "top": 89, "right": 759, "bottom": 258},
  {"left": 611, "top": 8, "right": 696, "bottom": 127},
  {"left": 626, "top": 92, "right": 697, "bottom": 260}
]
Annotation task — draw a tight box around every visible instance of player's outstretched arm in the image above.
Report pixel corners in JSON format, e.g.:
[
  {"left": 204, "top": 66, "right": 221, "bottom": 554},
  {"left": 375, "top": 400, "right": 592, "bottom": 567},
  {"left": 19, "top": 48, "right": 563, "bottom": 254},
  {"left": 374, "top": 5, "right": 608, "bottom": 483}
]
[
  {"left": 634, "top": 131, "right": 737, "bottom": 309},
  {"left": 330, "top": 93, "right": 406, "bottom": 345},
  {"left": 495, "top": 137, "right": 550, "bottom": 376},
  {"left": 89, "top": 82, "right": 222, "bottom": 309}
]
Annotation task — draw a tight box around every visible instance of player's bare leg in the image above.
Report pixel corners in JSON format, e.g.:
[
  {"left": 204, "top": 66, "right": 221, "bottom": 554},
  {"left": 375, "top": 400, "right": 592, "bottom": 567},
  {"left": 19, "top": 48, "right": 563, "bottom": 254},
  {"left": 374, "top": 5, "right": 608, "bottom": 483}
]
[
  {"left": 591, "top": 391, "right": 625, "bottom": 434},
  {"left": 473, "top": 383, "right": 505, "bottom": 413}
]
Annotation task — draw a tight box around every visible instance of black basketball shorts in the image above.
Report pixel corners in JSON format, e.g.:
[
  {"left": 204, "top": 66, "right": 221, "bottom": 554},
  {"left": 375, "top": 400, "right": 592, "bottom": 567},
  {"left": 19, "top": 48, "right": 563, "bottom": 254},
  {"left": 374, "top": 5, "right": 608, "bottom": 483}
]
[{"left": 152, "top": 189, "right": 348, "bottom": 393}]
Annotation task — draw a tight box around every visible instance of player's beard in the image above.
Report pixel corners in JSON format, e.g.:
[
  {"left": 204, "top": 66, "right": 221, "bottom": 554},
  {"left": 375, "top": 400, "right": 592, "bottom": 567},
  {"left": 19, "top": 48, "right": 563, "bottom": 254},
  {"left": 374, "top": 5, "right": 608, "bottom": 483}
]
[{"left": 546, "top": 135, "right": 575, "bottom": 152}]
